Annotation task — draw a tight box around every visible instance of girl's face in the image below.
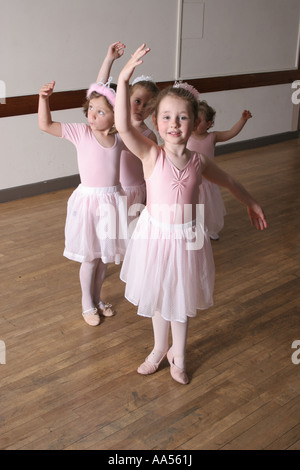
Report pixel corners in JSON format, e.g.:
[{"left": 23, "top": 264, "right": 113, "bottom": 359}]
[
  {"left": 130, "top": 86, "right": 154, "bottom": 123},
  {"left": 195, "top": 111, "right": 212, "bottom": 135},
  {"left": 88, "top": 96, "right": 114, "bottom": 132},
  {"left": 154, "top": 95, "right": 196, "bottom": 145}
]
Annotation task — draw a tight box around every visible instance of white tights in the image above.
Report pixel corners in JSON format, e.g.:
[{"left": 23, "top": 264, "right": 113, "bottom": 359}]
[
  {"left": 147, "top": 310, "right": 189, "bottom": 370},
  {"left": 79, "top": 259, "right": 107, "bottom": 311}
]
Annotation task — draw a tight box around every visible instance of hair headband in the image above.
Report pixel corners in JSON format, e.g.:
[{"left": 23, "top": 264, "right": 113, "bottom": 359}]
[
  {"left": 86, "top": 77, "right": 116, "bottom": 108},
  {"left": 173, "top": 81, "right": 200, "bottom": 101},
  {"left": 132, "top": 74, "right": 156, "bottom": 86}
]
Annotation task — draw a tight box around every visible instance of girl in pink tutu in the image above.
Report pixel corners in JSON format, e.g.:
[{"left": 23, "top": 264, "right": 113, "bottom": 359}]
[
  {"left": 38, "top": 79, "right": 127, "bottom": 326},
  {"left": 115, "top": 44, "right": 267, "bottom": 384},
  {"left": 188, "top": 99, "right": 252, "bottom": 240},
  {"left": 96, "top": 42, "right": 159, "bottom": 224},
  {"left": 120, "top": 75, "right": 159, "bottom": 213}
]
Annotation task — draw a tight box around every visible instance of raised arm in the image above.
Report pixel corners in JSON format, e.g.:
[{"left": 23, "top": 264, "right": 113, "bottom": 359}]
[
  {"left": 38, "top": 81, "right": 62, "bottom": 137},
  {"left": 201, "top": 154, "right": 267, "bottom": 230},
  {"left": 214, "top": 110, "right": 252, "bottom": 143},
  {"left": 115, "top": 44, "right": 159, "bottom": 174},
  {"left": 96, "top": 41, "right": 125, "bottom": 83}
]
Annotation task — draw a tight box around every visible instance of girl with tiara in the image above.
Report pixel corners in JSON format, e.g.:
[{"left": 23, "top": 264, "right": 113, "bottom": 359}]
[
  {"left": 187, "top": 97, "right": 253, "bottom": 240},
  {"left": 38, "top": 78, "right": 127, "bottom": 326},
  {"left": 120, "top": 74, "right": 159, "bottom": 217},
  {"left": 96, "top": 42, "right": 159, "bottom": 231},
  {"left": 115, "top": 44, "right": 267, "bottom": 384}
]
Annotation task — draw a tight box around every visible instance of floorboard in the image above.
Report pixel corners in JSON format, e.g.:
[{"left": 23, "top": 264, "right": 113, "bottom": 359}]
[{"left": 0, "top": 138, "right": 299, "bottom": 450}]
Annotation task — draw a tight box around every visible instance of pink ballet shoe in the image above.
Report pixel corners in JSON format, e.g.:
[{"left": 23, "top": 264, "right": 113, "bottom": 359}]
[
  {"left": 167, "top": 349, "right": 189, "bottom": 385},
  {"left": 209, "top": 232, "right": 220, "bottom": 241},
  {"left": 82, "top": 307, "right": 100, "bottom": 326},
  {"left": 97, "top": 301, "right": 115, "bottom": 317},
  {"left": 137, "top": 351, "right": 168, "bottom": 375}
]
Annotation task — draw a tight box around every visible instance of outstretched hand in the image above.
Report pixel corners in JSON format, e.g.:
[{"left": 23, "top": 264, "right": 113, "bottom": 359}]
[
  {"left": 242, "top": 110, "right": 252, "bottom": 121},
  {"left": 247, "top": 204, "right": 267, "bottom": 231},
  {"left": 107, "top": 41, "right": 126, "bottom": 61},
  {"left": 39, "top": 81, "right": 55, "bottom": 99},
  {"left": 120, "top": 43, "right": 150, "bottom": 82}
]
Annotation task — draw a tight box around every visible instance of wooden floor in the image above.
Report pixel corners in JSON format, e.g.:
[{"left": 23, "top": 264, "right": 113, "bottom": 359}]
[{"left": 0, "top": 138, "right": 300, "bottom": 451}]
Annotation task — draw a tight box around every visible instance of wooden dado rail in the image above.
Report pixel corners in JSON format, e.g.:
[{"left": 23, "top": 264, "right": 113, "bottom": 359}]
[{"left": 1, "top": 68, "right": 300, "bottom": 118}]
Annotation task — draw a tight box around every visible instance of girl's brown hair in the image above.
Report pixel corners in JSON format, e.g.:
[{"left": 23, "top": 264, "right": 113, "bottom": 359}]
[
  {"left": 198, "top": 100, "right": 216, "bottom": 127},
  {"left": 82, "top": 89, "right": 117, "bottom": 135},
  {"left": 154, "top": 86, "right": 199, "bottom": 123},
  {"left": 130, "top": 80, "right": 160, "bottom": 114}
]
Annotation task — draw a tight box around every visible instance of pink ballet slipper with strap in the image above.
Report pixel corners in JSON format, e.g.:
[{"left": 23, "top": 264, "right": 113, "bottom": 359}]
[
  {"left": 82, "top": 307, "right": 101, "bottom": 326},
  {"left": 97, "top": 301, "right": 115, "bottom": 317},
  {"left": 167, "top": 348, "right": 189, "bottom": 385},
  {"left": 137, "top": 350, "right": 168, "bottom": 375}
]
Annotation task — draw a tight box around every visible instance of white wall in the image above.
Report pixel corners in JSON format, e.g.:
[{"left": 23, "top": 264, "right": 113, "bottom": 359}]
[
  {"left": 198, "top": 84, "right": 297, "bottom": 144},
  {"left": 0, "top": 109, "right": 83, "bottom": 188},
  {"left": 1, "top": 0, "right": 178, "bottom": 95},
  {"left": 1, "top": 0, "right": 299, "bottom": 191},
  {"left": 179, "top": 0, "right": 300, "bottom": 78}
]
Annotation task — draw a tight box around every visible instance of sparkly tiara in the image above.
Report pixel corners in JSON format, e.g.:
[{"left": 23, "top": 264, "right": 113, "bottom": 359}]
[
  {"left": 132, "top": 74, "right": 156, "bottom": 86},
  {"left": 173, "top": 81, "right": 200, "bottom": 101},
  {"left": 86, "top": 77, "right": 116, "bottom": 108}
]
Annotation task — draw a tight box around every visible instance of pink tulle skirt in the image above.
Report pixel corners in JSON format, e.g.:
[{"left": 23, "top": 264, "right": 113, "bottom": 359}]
[
  {"left": 120, "top": 208, "right": 215, "bottom": 322},
  {"left": 122, "top": 182, "right": 146, "bottom": 208},
  {"left": 200, "top": 180, "right": 226, "bottom": 235},
  {"left": 63, "top": 184, "right": 128, "bottom": 264}
]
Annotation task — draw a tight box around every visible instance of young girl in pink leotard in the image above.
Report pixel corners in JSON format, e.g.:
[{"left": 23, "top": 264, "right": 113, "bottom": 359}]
[
  {"left": 120, "top": 76, "right": 159, "bottom": 208},
  {"left": 115, "top": 44, "right": 267, "bottom": 385},
  {"left": 96, "top": 42, "right": 159, "bottom": 224},
  {"left": 38, "top": 79, "right": 127, "bottom": 327},
  {"left": 188, "top": 99, "right": 252, "bottom": 240}
]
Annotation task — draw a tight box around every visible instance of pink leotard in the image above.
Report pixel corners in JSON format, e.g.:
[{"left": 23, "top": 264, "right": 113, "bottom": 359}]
[
  {"left": 187, "top": 131, "right": 226, "bottom": 235},
  {"left": 61, "top": 123, "right": 125, "bottom": 187},
  {"left": 187, "top": 132, "right": 215, "bottom": 160},
  {"left": 120, "top": 128, "right": 155, "bottom": 188},
  {"left": 146, "top": 148, "right": 202, "bottom": 224}
]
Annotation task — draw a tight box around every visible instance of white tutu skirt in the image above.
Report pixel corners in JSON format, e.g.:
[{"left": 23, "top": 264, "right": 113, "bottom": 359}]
[
  {"left": 200, "top": 180, "right": 226, "bottom": 235},
  {"left": 120, "top": 208, "right": 215, "bottom": 322},
  {"left": 64, "top": 184, "right": 128, "bottom": 264}
]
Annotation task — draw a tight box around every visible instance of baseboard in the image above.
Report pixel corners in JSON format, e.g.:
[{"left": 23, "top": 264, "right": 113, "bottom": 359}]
[
  {"left": 1, "top": 131, "right": 299, "bottom": 203},
  {"left": 215, "top": 130, "right": 299, "bottom": 156},
  {"left": 0, "top": 174, "right": 80, "bottom": 203}
]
